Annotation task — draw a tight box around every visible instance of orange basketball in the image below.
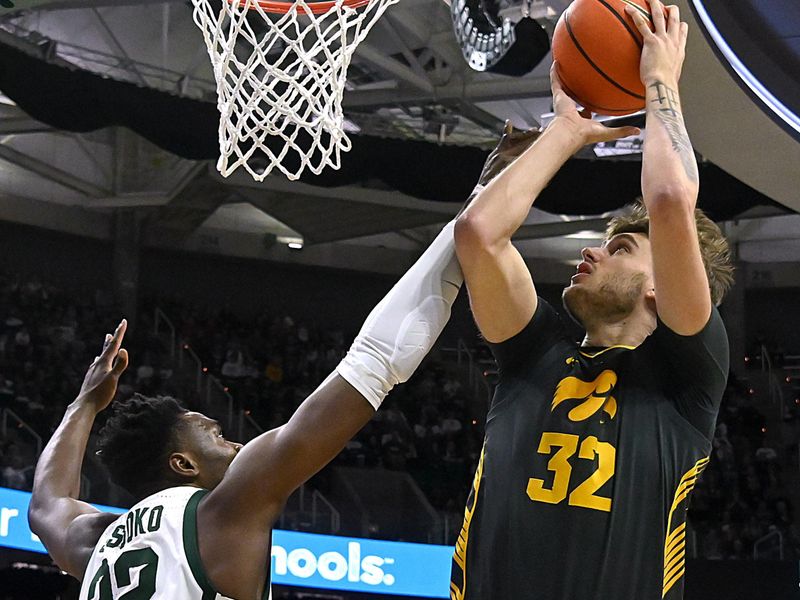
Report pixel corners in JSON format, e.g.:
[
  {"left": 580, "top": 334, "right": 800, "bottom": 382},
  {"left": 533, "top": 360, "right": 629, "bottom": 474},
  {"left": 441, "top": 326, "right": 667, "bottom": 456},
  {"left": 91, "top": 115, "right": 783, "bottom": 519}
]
[{"left": 551, "top": 0, "right": 667, "bottom": 115}]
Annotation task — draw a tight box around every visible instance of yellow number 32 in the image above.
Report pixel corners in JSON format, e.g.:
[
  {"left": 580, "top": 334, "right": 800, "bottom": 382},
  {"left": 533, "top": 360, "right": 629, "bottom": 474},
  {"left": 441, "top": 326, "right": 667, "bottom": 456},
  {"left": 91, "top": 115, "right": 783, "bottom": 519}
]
[{"left": 526, "top": 432, "right": 615, "bottom": 512}]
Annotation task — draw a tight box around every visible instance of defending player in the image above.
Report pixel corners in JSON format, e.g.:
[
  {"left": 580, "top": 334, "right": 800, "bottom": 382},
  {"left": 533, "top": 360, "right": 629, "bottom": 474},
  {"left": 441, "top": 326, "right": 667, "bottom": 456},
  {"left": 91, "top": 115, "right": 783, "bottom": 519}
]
[
  {"left": 450, "top": 1, "right": 733, "bottom": 599},
  {"left": 28, "top": 216, "right": 463, "bottom": 599}
]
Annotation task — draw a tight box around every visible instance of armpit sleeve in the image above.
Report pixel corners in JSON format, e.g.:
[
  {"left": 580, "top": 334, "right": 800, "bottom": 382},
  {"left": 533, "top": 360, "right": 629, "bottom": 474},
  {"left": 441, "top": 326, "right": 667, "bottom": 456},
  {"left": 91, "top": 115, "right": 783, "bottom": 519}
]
[
  {"left": 487, "top": 298, "right": 566, "bottom": 376},
  {"left": 648, "top": 307, "right": 729, "bottom": 439}
]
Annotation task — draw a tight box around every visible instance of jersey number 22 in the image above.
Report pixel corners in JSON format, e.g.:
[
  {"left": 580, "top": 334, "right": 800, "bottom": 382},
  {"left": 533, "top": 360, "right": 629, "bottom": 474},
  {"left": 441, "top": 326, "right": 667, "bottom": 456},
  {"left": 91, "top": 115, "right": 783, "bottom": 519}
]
[{"left": 86, "top": 548, "right": 158, "bottom": 600}]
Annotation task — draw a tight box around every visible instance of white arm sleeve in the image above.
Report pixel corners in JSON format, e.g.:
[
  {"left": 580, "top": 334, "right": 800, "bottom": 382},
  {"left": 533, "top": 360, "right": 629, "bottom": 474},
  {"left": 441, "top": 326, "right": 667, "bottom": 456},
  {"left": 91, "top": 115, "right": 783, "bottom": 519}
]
[{"left": 336, "top": 220, "right": 463, "bottom": 409}]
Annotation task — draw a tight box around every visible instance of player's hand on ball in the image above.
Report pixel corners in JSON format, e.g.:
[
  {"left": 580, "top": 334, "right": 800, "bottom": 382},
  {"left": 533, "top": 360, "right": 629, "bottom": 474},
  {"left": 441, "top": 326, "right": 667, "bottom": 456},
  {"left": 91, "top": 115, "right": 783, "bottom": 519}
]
[
  {"left": 550, "top": 62, "right": 641, "bottom": 145},
  {"left": 626, "top": 0, "right": 688, "bottom": 84},
  {"left": 77, "top": 319, "right": 129, "bottom": 413}
]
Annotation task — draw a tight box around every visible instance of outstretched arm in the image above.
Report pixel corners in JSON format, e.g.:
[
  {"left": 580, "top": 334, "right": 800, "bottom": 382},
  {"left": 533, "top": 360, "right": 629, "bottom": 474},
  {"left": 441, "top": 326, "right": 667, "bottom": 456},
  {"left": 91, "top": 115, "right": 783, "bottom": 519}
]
[
  {"left": 627, "top": 0, "right": 710, "bottom": 334},
  {"left": 455, "top": 71, "right": 640, "bottom": 343},
  {"left": 208, "top": 219, "right": 463, "bottom": 512},
  {"left": 28, "top": 321, "right": 129, "bottom": 578},
  {"left": 198, "top": 220, "right": 463, "bottom": 597}
]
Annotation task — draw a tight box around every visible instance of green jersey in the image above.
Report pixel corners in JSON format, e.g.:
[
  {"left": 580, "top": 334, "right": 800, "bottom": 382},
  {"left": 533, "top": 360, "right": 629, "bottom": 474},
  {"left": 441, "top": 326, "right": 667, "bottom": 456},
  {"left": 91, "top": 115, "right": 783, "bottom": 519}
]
[{"left": 81, "top": 486, "right": 270, "bottom": 600}]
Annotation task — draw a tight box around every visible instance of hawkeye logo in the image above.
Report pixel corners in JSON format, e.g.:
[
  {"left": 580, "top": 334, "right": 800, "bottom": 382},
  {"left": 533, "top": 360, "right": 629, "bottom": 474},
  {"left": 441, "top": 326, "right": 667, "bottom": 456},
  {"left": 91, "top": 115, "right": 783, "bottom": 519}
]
[
  {"left": 272, "top": 541, "right": 395, "bottom": 586},
  {"left": 552, "top": 369, "right": 618, "bottom": 422}
]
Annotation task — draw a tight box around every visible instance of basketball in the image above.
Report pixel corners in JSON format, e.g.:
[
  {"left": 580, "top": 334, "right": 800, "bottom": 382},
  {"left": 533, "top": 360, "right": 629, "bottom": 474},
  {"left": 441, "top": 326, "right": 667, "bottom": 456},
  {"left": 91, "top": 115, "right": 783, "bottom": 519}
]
[{"left": 551, "top": 0, "right": 667, "bottom": 115}]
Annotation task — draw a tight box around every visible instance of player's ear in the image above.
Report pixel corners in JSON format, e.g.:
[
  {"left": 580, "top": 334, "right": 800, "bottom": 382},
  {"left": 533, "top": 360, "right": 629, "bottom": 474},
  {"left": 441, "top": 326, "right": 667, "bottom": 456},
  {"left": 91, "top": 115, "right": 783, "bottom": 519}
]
[
  {"left": 169, "top": 452, "right": 200, "bottom": 478},
  {"left": 645, "top": 286, "right": 657, "bottom": 310}
]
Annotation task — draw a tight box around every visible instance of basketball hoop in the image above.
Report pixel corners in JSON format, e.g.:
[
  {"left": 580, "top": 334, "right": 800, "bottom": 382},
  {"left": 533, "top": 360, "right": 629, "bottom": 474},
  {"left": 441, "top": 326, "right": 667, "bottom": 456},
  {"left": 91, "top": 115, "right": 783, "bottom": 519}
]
[{"left": 191, "top": 0, "right": 398, "bottom": 181}]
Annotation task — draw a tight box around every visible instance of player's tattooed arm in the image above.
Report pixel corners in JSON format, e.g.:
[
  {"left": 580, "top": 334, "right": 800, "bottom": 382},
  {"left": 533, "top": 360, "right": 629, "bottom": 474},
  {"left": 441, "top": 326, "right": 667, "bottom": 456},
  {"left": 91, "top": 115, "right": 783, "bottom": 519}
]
[{"left": 648, "top": 79, "right": 699, "bottom": 183}]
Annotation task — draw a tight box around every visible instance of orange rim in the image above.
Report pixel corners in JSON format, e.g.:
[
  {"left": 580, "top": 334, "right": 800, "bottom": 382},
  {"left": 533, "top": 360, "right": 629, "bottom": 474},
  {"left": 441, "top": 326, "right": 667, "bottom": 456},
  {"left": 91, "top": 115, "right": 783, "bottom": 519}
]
[{"left": 229, "top": 0, "right": 372, "bottom": 14}]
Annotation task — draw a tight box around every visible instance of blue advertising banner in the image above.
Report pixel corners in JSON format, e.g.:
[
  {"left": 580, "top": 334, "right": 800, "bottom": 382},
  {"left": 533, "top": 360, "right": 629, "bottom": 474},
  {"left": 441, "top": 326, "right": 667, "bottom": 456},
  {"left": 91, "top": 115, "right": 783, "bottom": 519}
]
[
  {"left": 0, "top": 486, "right": 124, "bottom": 554},
  {"left": 0, "top": 487, "right": 452, "bottom": 597}
]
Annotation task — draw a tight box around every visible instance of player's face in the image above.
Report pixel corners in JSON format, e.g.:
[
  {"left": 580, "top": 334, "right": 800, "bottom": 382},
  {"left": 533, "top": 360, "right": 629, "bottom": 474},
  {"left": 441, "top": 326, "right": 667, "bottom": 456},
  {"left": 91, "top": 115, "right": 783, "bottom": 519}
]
[
  {"left": 562, "top": 232, "right": 654, "bottom": 327},
  {"left": 178, "top": 411, "right": 242, "bottom": 490}
]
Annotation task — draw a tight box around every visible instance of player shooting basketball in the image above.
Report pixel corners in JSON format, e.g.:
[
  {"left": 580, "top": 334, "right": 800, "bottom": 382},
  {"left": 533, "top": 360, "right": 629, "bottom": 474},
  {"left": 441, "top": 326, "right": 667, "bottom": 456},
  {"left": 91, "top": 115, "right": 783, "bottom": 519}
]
[
  {"left": 450, "top": 1, "right": 733, "bottom": 598},
  {"left": 28, "top": 217, "right": 465, "bottom": 599}
]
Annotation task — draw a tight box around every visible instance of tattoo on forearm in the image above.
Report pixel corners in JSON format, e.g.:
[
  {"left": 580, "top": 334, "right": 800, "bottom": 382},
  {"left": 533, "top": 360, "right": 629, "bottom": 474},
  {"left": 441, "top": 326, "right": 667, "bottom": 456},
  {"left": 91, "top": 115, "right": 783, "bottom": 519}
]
[{"left": 649, "top": 80, "right": 699, "bottom": 183}]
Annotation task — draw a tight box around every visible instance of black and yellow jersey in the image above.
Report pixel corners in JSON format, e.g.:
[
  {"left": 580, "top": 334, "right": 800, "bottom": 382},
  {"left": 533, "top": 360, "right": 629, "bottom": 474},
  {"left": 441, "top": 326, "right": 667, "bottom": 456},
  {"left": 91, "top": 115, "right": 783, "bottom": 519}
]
[{"left": 450, "top": 298, "right": 728, "bottom": 600}]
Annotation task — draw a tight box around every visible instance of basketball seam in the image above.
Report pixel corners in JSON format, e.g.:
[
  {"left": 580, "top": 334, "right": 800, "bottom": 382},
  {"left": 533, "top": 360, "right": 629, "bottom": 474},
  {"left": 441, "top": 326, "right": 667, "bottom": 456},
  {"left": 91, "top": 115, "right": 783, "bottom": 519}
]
[
  {"left": 564, "top": 12, "right": 645, "bottom": 101},
  {"left": 561, "top": 79, "right": 641, "bottom": 113},
  {"left": 594, "top": 0, "right": 643, "bottom": 49},
  {"left": 619, "top": 0, "right": 652, "bottom": 21}
]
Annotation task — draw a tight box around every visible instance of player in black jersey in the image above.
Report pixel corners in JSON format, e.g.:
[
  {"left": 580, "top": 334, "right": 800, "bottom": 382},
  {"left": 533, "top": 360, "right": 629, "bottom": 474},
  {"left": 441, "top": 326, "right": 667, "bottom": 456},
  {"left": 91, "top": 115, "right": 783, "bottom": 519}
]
[{"left": 451, "top": 1, "right": 734, "bottom": 599}]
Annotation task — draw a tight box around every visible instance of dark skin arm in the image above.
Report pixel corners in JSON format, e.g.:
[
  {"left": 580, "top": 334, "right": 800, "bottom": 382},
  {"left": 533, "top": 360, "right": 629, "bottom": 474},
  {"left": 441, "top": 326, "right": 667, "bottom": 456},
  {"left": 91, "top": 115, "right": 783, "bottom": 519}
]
[
  {"left": 198, "top": 374, "right": 373, "bottom": 598},
  {"left": 28, "top": 321, "right": 129, "bottom": 579},
  {"left": 197, "top": 130, "right": 560, "bottom": 599},
  {"left": 202, "top": 123, "right": 635, "bottom": 598},
  {"left": 29, "top": 315, "right": 371, "bottom": 599}
]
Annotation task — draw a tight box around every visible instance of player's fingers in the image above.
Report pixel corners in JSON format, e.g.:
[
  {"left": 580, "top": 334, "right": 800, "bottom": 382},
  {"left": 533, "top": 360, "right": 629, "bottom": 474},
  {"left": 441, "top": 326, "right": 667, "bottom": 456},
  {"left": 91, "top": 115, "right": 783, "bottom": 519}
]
[
  {"left": 601, "top": 125, "right": 641, "bottom": 142},
  {"left": 679, "top": 21, "right": 689, "bottom": 52},
  {"left": 500, "top": 122, "right": 518, "bottom": 147},
  {"left": 667, "top": 5, "right": 679, "bottom": 38},
  {"left": 112, "top": 348, "right": 129, "bottom": 376},
  {"left": 550, "top": 61, "right": 563, "bottom": 92},
  {"left": 100, "top": 320, "right": 126, "bottom": 368},
  {"left": 624, "top": 6, "right": 651, "bottom": 37},
  {"left": 508, "top": 128, "right": 539, "bottom": 146},
  {"left": 550, "top": 62, "right": 577, "bottom": 112},
  {"left": 648, "top": 0, "right": 666, "bottom": 34},
  {"left": 109, "top": 319, "right": 127, "bottom": 353}
]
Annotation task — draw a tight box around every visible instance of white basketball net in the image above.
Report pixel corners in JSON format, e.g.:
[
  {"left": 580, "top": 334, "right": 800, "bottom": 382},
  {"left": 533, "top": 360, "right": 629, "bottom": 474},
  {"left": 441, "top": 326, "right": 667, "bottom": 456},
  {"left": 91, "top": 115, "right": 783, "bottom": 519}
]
[{"left": 191, "top": 0, "right": 399, "bottom": 181}]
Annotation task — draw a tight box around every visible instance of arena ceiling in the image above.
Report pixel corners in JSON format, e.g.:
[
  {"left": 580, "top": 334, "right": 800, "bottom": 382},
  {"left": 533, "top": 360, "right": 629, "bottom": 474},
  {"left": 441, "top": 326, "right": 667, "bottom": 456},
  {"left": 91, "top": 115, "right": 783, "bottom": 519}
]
[{"left": 0, "top": 0, "right": 799, "bottom": 283}]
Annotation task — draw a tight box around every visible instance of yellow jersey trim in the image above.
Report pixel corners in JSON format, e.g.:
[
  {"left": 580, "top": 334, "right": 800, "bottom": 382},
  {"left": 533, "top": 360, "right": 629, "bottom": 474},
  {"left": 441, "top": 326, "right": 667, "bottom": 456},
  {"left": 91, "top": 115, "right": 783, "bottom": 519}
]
[
  {"left": 578, "top": 345, "right": 636, "bottom": 358},
  {"left": 662, "top": 457, "right": 709, "bottom": 597},
  {"left": 450, "top": 445, "right": 485, "bottom": 600}
]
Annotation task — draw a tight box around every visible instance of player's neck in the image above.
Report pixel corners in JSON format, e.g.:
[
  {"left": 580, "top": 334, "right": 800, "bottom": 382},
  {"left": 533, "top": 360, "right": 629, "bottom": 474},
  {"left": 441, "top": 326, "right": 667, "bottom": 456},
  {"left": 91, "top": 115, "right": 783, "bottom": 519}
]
[{"left": 581, "top": 309, "right": 656, "bottom": 349}]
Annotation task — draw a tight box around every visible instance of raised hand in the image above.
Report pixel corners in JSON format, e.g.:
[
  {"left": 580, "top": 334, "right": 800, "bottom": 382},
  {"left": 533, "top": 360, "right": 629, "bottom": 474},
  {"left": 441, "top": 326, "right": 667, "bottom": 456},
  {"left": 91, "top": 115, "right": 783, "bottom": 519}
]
[
  {"left": 625, "top": 0, "right": 688, "bottom": 85},
  {"left": 550, "top": 61, "right": 641, "bottom": 145},
  {"left": 77, "top": 319, "right": 129, "bottom": 413},
  {"left": 475, "top": 122, "right": 542, "bottom": 189}
]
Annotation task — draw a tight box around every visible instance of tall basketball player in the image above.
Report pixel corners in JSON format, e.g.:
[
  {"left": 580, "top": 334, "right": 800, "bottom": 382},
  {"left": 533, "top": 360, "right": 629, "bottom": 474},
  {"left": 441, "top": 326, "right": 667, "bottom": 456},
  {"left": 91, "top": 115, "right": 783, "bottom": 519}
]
[
  {"left": 450, "top": 1, "right": 734, "bottom": 599},
  {"left": 28, "top": 216, "right": 464, "bottom": 599}
]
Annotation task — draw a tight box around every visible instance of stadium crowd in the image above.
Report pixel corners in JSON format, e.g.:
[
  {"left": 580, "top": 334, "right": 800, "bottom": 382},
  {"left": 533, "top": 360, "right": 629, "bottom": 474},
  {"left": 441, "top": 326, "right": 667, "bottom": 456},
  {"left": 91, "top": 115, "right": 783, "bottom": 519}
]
[
  {"left": 0, "top": 269, "right": 798, "bottom": 559},
  {"left": 690, "top": 377, "right": 797, "bottom": 559}
]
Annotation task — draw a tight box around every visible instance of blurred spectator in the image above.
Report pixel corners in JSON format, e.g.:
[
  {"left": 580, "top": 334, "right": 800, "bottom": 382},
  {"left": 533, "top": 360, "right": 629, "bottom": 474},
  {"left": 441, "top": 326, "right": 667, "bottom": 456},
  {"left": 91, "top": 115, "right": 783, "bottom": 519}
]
[{"left": 2, "top": 268, "right": 798, "bottom": 559}]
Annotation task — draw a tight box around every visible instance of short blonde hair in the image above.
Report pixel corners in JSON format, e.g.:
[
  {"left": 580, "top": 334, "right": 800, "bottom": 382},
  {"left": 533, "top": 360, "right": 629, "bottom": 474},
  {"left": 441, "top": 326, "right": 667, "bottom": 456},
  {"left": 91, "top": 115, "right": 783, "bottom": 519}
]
[{"left": 605, "top": 202, "right": 734, "bottom": 305}]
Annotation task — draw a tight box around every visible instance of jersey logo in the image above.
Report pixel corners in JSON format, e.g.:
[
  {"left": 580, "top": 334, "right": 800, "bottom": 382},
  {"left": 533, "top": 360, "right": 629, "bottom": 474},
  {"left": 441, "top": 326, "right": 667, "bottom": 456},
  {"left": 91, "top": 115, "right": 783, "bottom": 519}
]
[{"left": 552, "top": 369, "right": 618, "bottom": 421}]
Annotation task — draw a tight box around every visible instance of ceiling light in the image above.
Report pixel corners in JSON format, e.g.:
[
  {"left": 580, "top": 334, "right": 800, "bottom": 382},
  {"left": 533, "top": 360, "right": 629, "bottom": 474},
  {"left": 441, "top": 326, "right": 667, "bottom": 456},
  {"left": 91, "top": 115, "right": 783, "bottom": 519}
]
[
  {"left": 277, "top": 235, "right": 304, "bottom": 250},
  {"left": 565, "top": 230, "right": 605, "bottom": 239}
]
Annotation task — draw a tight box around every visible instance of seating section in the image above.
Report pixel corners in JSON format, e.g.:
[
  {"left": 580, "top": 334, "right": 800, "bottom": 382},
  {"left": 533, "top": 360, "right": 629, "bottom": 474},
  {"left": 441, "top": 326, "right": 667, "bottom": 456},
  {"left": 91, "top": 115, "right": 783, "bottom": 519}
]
[{"left": 1, "top": 270, "right": 797, "bottom": 560}]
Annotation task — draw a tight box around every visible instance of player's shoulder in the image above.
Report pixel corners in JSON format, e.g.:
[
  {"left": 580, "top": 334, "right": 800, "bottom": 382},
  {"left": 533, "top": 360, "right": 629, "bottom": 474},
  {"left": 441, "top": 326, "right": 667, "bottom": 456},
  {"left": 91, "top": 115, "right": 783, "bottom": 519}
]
[
  {"left": 66, "top": 511, "right": 121, "bottom": 578},
  {"left": 490, "top": 297, "right": 572, "bottom": 373},
  {"left": 89, "top": 486, "right": 207, "bottom": 554},
  {"left": 145, "top": 485, "right": 208, "bottom": 508},
  {"left": 643, "top": 304, "right": 729, "bottom": 364}
]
